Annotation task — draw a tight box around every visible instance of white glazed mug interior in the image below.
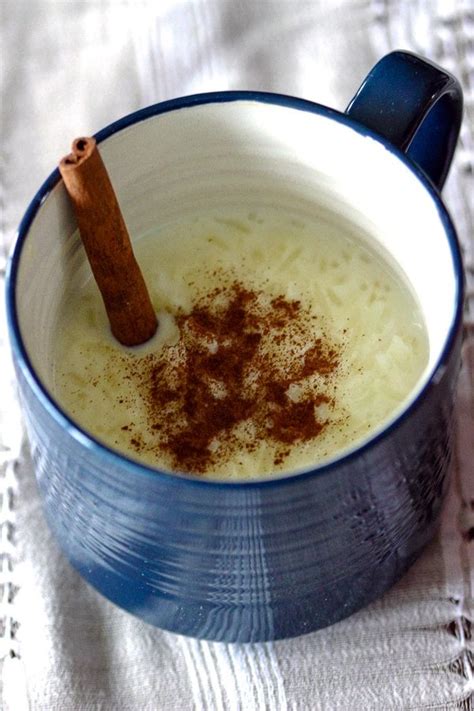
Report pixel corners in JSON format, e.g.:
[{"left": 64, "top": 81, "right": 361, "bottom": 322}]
[{"left": 14, "top": 98, "right": 460, "bottom": 474}]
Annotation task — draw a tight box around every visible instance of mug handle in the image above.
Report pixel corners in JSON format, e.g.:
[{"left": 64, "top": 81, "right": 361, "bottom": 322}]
[{"left": 346, "top": 50, "right": 463, "bottom": 190}]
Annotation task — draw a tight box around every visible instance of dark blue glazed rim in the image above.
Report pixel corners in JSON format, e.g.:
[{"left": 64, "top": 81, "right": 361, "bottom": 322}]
[{"left": 5, "top": 90, "right": 465, "bottom": 490}]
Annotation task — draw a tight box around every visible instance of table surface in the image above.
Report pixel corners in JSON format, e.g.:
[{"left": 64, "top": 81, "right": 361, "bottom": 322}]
[{"left": 1, "top": 2, "right": 473, "bottom": 709}]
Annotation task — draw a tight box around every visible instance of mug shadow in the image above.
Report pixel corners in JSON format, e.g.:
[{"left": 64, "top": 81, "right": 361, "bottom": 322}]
[
  {"left": 17, "top": 442, "right": 117, "bottom": 706},
  {"left": 50, "top": 562, "right": 116, "bottom": 703}
]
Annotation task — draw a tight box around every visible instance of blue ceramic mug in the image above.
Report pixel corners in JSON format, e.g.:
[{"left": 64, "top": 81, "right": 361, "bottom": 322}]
[{"left": 6, "top": 51, "right": 464, "bottom": 642}]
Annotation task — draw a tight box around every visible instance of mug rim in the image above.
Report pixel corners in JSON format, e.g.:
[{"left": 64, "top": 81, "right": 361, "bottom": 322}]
[{"left": 5, "top": 90, "right": 465, "bottom": 490}]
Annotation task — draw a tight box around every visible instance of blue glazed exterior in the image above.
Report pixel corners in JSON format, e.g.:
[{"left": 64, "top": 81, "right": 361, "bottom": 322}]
[
  {"left": 6, "top": 52, "right": 464, "bottom": 642},
  {"left": 347, "top": 50, "right": 463, "bottom": 188},
  {"left": 12, "top": 320, "right": 462, "bottom": 642}
]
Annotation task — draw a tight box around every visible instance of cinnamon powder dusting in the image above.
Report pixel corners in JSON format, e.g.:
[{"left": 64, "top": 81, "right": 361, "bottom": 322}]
[{"left": 125, "top": 278, "right": 341, "bottom": 474}]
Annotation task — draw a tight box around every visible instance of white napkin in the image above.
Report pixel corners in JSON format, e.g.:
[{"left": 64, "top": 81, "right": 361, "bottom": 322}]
[{"left": 1, "top": 1, "right": 473, "bottom": 708}]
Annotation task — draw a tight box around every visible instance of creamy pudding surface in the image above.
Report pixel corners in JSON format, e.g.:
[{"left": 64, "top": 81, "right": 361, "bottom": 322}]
[{"left": 53, "top": 207, "right": 429, "bottom": 479}]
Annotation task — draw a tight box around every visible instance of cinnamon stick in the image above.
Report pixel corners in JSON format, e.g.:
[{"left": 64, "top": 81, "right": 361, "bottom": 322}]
[{"left": 59, "top": 137, "right": 158, "bottom": 346}]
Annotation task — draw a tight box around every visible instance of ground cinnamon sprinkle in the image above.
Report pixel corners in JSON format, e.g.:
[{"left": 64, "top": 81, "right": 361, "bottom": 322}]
[{"left": 125, "top": 276, "right": 341, "bottom": 474}]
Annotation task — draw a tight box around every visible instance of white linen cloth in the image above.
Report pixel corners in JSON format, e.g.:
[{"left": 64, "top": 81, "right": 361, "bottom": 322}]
[{"left": 1, "top": 1, "right": 473, "bottom": 708}]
